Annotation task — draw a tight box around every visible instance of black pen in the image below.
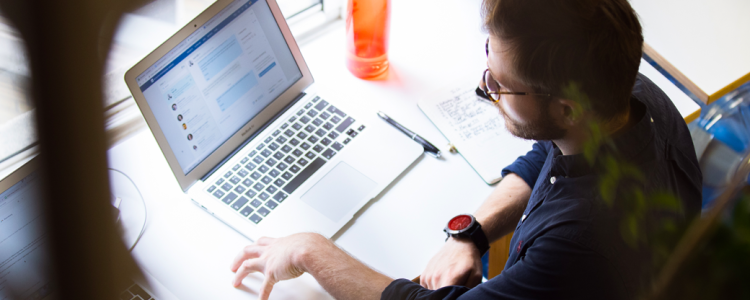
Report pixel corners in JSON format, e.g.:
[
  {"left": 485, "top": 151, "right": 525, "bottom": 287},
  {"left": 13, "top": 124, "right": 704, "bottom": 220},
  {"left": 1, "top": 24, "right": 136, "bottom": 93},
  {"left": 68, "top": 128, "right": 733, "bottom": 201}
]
[{"left": 377, "top": 111, "right": 441, "bottom": 158}]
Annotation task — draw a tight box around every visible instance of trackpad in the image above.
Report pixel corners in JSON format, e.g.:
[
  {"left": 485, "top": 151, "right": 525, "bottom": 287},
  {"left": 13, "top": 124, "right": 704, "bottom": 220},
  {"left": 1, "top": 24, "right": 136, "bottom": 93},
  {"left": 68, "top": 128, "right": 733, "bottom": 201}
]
[{"left": 301, "top": 162, "right": 377, "bottom": 223}]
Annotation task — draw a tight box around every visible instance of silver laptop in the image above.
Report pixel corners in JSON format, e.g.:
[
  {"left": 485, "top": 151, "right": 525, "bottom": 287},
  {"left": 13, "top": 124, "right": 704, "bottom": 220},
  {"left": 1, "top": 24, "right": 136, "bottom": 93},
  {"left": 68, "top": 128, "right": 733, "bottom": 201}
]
[{"left": 124, "top": 0, "right": 422, "bottom": 241}]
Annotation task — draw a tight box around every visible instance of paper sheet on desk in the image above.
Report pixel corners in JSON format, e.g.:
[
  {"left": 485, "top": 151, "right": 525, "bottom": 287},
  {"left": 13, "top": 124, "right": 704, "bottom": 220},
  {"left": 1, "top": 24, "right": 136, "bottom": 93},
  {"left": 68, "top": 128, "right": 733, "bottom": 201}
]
[{"left": 418, "top": 86, "right": 535, "bottom": 185}]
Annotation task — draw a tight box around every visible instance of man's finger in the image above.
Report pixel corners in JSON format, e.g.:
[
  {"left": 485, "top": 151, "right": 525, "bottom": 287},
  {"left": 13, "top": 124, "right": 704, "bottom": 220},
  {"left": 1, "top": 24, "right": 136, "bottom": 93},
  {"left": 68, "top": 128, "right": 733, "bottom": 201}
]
[
  {"left": 258, "top": 277, "right": 275, "bottom": 300},
  {"left": 232, "top": 258, "right": 265, "bottom": 287},
  {"left": 230, "top": 245, "right": 264, "bottom": 272},
  {"left": 256, "top": 236, "right": 275, "bottom": 246},
  {"left": 419, "top": 273, "right": 429, "bottom": 289}
]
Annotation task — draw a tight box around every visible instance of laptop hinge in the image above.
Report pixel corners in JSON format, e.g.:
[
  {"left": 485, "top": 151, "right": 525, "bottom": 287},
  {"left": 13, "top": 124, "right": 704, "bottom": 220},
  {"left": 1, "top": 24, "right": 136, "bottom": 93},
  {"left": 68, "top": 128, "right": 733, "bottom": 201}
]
[{"left": 200, "top": 92, "right": 308, "bottom": 181}]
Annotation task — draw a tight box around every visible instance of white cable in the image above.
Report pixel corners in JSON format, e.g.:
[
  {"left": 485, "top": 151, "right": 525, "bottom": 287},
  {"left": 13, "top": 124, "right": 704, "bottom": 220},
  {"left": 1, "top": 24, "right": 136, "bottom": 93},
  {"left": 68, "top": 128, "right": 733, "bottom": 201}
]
[{"left": 109, "top": 168, "right": 147, "bottom": 252}]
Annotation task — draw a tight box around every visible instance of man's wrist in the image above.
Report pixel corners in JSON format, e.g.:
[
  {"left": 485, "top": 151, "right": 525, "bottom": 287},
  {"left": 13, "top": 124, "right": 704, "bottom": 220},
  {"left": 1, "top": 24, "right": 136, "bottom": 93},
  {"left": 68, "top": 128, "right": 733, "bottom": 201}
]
[
  {"left": 447, "top": 236, "right": 481, "bottom": 256},
  {"left": 292, "top": 233, "right": 331, "bottom": 273}
]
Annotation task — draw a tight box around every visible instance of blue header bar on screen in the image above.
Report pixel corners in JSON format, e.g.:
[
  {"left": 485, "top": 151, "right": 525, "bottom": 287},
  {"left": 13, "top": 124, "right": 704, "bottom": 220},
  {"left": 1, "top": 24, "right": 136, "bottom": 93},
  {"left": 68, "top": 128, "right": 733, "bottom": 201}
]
[{"left": 139, "top": 0, "right": 257, "bottom": 92}]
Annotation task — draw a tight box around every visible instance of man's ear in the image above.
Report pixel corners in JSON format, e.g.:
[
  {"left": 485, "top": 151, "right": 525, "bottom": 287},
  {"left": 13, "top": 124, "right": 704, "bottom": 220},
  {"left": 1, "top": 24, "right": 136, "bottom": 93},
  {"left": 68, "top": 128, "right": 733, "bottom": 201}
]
[{"left": 556, "top": 98, "right": 584, "bottom": 126}]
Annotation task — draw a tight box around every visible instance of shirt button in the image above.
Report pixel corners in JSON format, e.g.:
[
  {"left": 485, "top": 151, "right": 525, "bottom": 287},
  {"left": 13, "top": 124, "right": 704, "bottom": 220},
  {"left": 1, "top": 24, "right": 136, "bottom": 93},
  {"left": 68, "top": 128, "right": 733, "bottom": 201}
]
[{"left": 550, "top": 176, "right": 557, "bottom": 184}]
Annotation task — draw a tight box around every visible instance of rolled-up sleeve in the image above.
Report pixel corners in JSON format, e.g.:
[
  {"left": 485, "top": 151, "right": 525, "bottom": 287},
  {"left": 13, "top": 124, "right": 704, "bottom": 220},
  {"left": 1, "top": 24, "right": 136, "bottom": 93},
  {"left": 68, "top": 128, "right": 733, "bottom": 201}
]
[{"left": 501, "top": 141, "right": 551, "bottom": 189}]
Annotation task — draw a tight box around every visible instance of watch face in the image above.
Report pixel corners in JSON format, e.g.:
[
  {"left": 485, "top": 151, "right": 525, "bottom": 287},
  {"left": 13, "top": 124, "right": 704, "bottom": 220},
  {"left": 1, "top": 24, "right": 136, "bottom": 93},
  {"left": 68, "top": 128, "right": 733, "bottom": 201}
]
[{"left": 448, "top": 214, "right": 474, "bottom": 231}]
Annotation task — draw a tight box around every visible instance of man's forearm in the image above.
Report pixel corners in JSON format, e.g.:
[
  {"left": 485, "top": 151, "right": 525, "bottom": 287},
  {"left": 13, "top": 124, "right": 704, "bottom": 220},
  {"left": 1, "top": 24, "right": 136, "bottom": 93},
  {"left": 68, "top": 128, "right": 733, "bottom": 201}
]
[
  {"left": 473, "top": 173, "right": 531, "bottom": 242},
  {"left": 297, "top": 235, "right": 393, "bottom": 300}
]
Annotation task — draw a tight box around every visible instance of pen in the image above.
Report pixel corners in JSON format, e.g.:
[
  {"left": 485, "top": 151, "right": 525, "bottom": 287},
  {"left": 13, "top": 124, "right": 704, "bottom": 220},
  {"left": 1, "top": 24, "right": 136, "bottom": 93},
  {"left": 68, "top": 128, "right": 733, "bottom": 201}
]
[{"left": 377, "top": 111, "right": 441, "bottom": 158}]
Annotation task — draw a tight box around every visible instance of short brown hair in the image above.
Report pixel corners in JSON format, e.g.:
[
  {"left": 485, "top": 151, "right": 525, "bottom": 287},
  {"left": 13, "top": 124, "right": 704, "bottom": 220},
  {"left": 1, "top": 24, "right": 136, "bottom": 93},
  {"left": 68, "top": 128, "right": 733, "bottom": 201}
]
[{"left": 482, "top": 0, "right": 643, "bottom": 120}]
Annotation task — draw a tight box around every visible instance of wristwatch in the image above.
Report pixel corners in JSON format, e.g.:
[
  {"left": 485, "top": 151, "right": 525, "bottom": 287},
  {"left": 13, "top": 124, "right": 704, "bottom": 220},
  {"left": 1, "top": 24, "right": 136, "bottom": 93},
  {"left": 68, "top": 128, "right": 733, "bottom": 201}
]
[{"left": 443, "top": 214, "right": 490, "bottom": 256}]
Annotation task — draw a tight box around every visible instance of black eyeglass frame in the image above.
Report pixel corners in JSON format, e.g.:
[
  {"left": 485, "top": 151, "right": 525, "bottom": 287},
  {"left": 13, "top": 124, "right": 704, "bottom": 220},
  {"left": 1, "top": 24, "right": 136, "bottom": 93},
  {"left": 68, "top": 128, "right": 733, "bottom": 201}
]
[{"left": 476, "top": 38, "right": 551, "bottom": 103}]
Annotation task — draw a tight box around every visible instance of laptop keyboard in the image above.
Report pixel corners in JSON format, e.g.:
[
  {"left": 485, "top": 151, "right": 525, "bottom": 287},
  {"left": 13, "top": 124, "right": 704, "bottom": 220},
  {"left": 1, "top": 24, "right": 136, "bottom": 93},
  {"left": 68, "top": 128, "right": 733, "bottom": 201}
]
[{"left": 204, "top": 96, "right": 364, "bottom": 225}]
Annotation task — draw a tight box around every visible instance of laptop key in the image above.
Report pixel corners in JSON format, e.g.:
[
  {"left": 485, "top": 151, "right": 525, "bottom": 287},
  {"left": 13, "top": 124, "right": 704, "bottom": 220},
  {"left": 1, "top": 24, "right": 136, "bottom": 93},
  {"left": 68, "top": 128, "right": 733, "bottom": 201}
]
[
  {"left": 315, "top": 129, "right": 326, "bottom": 137},
  {"left": 231, "top": 196, "right": 249, "bottom": 210},
  {"left": 332, "top": 142, "right": 344, "bottom": 151},
  {"left": 207, "top": 185, "right": 216, "bottom": 193},
  {"left": 259, "top": 192, "right": 270, "bottom": 201},
  {"left": 281, "top": 123, "right": 288, "bottom": 129},
  {"left": 281, "top": 145, "right": 292, "bottom": 153},
  {"left": 223, "top": 192, "right": 238, "bottom": 205},
  {"left": 250, "top": 171, "right": 261, "bottom": 180},
  {"left": 305, "top": 151, "right": 316, "bottom": 159},
  {"left": 315, "top": 100, "right": 329, "bottom": 111},
  {"left": 276, "top": 162, "right": 288, "bottom": 171},
  {"left": 292, "top": 123, "right": 302, "bottom": 130},
  {"left": 321, "top": 138, "right": 332, "bottom": 146},
  {"left": 289, "top": 116, "right": 297, "bottom": 123},
  {"left": 282, "top": 172, "right": 293, "bottom": 180},
  {"left": 284, "top": 129, "right": 295, "bottom": 137},
  {"left": 313, "top": 145, "right": 324, "bottom": 153},
  {"left": 343, "top": 137, "right": 352, "bottom": 144},
  {"left": 249, "top": 214, "right": 262, "bottom": 224},
  {"left": 273, "top": 152, "right": 284, "bottom": 160},
  {"left": 346, "top": 128, "right": 358, "bottom": 137},
  {"left": 254, "top": 183, "right": 265, "bottom": 192},
  {"left": 292, "top": 149, "right": 303, "bottom": 157},
  {"left": 265, "top": 200, "right": 278, "bottom": 210},
  {"left": 234, "top": 185, "right": 246, "bottom": 195},
  {"left": 268, "top": 143, "right": 279, "bottom": 151},
  {"left": 221, "top": 183, "right": 233, "bottom": 191},
  {"left": 301, "top": 116, "right": 311, "bottom": 124},
  {"left": 298, "top": 158, "right": 308, "bottom": 166},
  {"left": 307, "top": 110, "right": 318, "bottom": 118},
  {"left": 331, "top": 115, "right": 341, "bottom": 124},
  {"left": 242, "top": 178, "right": 253, "bottom": 187},
  {"left": 238, "top": 169, "right": 248, "bottom": 178},
  {"left": 297, "top": 109, "right": 304, "bottom": 116},
  {"left": 276, "top": 136, "right": 287, "bottom": 144},
  {"left": 305, "top": 102, "right": 313, "bottom": 109},
  {"left": 304, "top": 125, "right": 315, "bottom": 133},
  {"left": 320, "top": 111, "right": 331, "bottom": 120},
  {"left": 240, "top": 157, "right": 249, "bottom": 164},
  {"left": 253, "top": 156, "right": 264, "bottom": 164},
  {"left": 284, "top": 156, "right": 295, "bottom": 164},
  {"left": 230, "top": 176, "right": 241, "bottom": 185},
  {"left": 297, "top": 132, "right": 308, "bottom": 139},
  {"left": 289, "top": 138, "right": 300, "bottom": 146},
  {"left": 259, "top": 165, "right": 270, "bottom": 173},
  {"left": 312, "top": 96, "right": 320, "bottom": 102},
  {"left": 245, "top": 189, "right": 257, "bottom": 198},
  {"left": 272, "top": 130, "right": 281, "bottom": 137},
  {"left": 336, "top": 117, "right": 356, "bottom": 133},
  {"left": 265, "top": 136, "right": 273, "bottom": 143},
  {"left": 258, "top": 207, "right": 271, "bottom": 217},
  {"left": 261, "top": 149, "right": 272, "bottom": 157},
  {"left": 224, "top": 171, "right": 233, "bottom": 178},
  {"left": 266, "top": 185, "right": 277, "bottom": 194},
  {"left": 232, "top": 164, "right": 241, "bottom": 171},
  {"left": 290, "top": 165, "right": 301, "bottom": 173},
  {"left": 261, "top": 176, "right": 272, "bottom": 184},
  {"left": 216, "top": 178, "right": 225, "bottom": 185},
  {"left": 308, "top": 135, "right": 319, "bottom": 144},
  {"left": 358, "top": 125, "right": 366, "bottom": 131},
  {"left": 323, "top": 122, "right": 334, "bottom": 130},
  {"left": 269, "top": 169, "right": 281, "bottom": 178},
  {"left": 244, "top": 163, "right": 256, "bottom": 171},
  {"left": 274, "top": 179, "right": 285, "bottom": 187},
  {"left": 313, "top": 118, "right": 323, "bottom": 126},
  {"left": 273, "top": 192, "right": 288, "bottom": 202},
  {"left": 328, "top": 132, "right": 339, "bottom": 139},
  {"left": 265, "top": 158, "right": 277, "bottom": 167},
  {"left": 250, "top": 199, "right": 262, "bottom": 208},
  {"left": 213, "top": 189, "right": 225, "bottom": 199},
  {"left": 322, "top": 149, "right": 337, "bottom": 160},
  {"left": 249, "top": 150, "right": 257, "bottom": 157},
  {"left": 327, "top": 105, "right": 346, "bottom": 117},
  {"left": 300, "top": 142, "right": 311, "bottom": 150},
  {"left": 240, "top": 206, "right": 254, "bottom": 217},
  {"left": 256, "top": 143, "right": 265, "bottom": 151},
  {"left": 283, "top": 158, "right": 326, "bottom": 194}
]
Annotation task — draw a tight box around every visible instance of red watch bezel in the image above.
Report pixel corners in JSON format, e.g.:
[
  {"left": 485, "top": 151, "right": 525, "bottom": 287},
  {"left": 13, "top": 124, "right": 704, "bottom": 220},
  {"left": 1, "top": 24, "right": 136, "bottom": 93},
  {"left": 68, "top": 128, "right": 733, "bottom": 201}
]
[{"left": 445, "top": 214, "right": 476, "bottom": 235}]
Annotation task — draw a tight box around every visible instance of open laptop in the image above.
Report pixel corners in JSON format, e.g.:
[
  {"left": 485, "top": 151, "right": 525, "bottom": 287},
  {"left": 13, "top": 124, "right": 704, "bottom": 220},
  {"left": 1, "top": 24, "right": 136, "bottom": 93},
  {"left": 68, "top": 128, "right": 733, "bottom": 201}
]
[
  {"left": 124, "top": 0, "right": 422, "bottom": 241},
  {"left": 0, "top": 157, "right": 179, "bottom": 300}
]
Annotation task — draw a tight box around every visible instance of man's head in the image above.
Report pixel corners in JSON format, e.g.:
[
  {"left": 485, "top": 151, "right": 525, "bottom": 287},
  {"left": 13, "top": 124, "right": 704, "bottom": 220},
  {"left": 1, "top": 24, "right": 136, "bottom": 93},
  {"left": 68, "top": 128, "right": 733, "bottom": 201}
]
[{"left": 481, "top": 0, "right": 643, "bottom": 141}]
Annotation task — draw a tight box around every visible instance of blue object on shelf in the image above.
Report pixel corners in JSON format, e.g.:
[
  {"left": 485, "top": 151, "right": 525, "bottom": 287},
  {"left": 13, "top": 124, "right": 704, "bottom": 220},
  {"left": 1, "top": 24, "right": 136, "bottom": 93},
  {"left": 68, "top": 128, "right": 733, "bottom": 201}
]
[{"left": 690, "top": 81, "right": 750, "bottom": 209}]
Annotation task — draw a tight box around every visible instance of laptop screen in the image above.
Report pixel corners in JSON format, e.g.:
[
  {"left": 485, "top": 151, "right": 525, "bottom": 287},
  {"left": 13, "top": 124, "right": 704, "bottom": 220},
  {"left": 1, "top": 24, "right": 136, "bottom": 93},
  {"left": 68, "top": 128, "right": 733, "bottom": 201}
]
[
  {"left": 0, "top": 169, "right": 54, "bottom": 299},
  {"left": 135, "top": 0, "right": 302, "bottom": 175}
]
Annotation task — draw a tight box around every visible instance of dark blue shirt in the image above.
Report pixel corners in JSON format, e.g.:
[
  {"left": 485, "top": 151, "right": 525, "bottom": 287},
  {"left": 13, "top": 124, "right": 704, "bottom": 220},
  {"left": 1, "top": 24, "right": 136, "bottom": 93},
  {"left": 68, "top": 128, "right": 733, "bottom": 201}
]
[{"left": 382, "top": 74, "right": 702, "bottom": 300}]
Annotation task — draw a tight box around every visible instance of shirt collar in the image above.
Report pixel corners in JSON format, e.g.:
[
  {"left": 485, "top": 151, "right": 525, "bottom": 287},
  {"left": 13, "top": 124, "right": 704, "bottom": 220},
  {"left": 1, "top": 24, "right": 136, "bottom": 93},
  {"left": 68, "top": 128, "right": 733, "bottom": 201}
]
[{"left": 550, "top": 97, "right": 655, "bottom": 178}]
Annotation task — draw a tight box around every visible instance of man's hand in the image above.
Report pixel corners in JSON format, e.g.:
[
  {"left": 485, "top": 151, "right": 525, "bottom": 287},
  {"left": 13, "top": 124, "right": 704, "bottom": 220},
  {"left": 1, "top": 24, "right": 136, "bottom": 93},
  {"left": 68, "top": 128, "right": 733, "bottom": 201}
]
[
  {"left": 420, "top": 237, "right": 483, "bottom": 290},
  {"left": 231, "top": 233, "right": 327, "bottom": 300}
]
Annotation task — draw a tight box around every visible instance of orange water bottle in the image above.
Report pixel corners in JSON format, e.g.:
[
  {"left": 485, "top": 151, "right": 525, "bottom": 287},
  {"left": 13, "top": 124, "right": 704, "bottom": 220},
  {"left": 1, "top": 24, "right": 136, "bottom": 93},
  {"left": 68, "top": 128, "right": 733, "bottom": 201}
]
[{"left": 345, "top": 0, "right": 390, "bottom": 79}]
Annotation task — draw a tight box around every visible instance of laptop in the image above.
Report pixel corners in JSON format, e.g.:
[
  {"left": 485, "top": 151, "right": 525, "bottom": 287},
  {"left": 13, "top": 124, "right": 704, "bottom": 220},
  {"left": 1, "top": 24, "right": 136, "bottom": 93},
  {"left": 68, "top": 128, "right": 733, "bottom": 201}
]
[
  {"left": 0, "top": 157, "right": 179, "bottom": 300},
  {"left": 123, "top": 0, "right": 422, "bottom": 241}
]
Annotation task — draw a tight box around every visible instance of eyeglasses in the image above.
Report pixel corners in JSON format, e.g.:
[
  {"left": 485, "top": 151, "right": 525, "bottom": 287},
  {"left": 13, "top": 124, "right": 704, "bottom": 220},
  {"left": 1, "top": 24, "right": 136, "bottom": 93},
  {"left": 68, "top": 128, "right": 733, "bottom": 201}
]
[{"left": 476, "top": 38, "right": 551, "bottom": 103}]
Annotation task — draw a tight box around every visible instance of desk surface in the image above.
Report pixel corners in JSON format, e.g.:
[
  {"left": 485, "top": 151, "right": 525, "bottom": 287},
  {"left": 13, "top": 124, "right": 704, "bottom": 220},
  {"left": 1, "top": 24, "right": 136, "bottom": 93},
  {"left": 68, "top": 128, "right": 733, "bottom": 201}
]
[{"left": 106, "top": 0, "right": 726, "bottom": 299}]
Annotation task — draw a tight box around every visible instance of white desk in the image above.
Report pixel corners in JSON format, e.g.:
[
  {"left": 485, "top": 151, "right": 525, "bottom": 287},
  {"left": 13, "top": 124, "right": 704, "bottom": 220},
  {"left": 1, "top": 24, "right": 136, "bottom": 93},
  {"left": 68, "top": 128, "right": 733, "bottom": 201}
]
[
  {"left": 108, "top": 1, "right": 494, "bottom": 299},
  {"left": 106, "top": 0, "right": 718, "bottom": 299}
]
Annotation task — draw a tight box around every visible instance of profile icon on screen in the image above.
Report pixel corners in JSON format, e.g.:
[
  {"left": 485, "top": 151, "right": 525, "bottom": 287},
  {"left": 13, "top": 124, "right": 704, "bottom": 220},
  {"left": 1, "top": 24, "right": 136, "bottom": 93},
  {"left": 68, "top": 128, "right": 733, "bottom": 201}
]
[
  {"left": 193, "top": 145, "right": 198, "bottom": 150},
  {"left": 177, "top": 114, "right": 183, "bottom": 121},
  {"left": 182, "top": 123, "right": 187, "bottom": 130},
  {"left": 172, "top": 103, "right": 177, "bottom": 111},
  {"left": 167, "top": 94, "right": 173, "bottom": 100},
  {"left": 187, "top": 134, "right": 193, "bottom": 141}
]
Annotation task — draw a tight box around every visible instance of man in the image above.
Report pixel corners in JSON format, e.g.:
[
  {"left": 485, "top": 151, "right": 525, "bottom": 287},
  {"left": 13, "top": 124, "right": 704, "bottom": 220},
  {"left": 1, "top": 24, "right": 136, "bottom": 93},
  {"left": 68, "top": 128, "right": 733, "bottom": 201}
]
[{"left": 230, "top": 0, "right": 702, "bottom": 299}]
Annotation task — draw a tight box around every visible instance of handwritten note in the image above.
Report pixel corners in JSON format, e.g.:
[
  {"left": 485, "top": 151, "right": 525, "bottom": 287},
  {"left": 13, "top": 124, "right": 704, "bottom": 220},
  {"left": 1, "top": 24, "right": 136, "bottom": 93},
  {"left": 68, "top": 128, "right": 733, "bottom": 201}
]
[{"left": 434, "top": 88, "right": 505, "bottom": 142}]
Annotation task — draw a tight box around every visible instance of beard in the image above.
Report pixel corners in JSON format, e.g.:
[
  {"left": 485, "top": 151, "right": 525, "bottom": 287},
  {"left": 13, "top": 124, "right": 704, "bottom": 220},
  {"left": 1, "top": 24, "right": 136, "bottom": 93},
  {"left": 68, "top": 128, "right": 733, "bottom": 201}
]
[{"left": 496, "top": 100, "right": 567, "bottom": 141}]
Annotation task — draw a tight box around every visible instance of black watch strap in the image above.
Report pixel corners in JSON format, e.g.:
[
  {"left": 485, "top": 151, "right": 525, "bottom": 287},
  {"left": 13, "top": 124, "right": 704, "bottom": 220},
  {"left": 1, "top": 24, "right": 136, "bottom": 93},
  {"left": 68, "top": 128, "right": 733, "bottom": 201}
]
[{"left": 466, "top": 222, "right": 490, "bottom": 257}]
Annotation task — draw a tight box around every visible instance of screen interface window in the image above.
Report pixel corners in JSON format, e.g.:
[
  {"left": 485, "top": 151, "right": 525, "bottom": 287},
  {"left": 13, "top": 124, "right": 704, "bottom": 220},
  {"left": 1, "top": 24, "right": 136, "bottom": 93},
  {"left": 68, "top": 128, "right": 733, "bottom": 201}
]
[
  {"left": 0, "top": 172, "right": 53, "bottom": 300},
  {"left": 136, "top": 0, "right": 302, "bottom": 174}
]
